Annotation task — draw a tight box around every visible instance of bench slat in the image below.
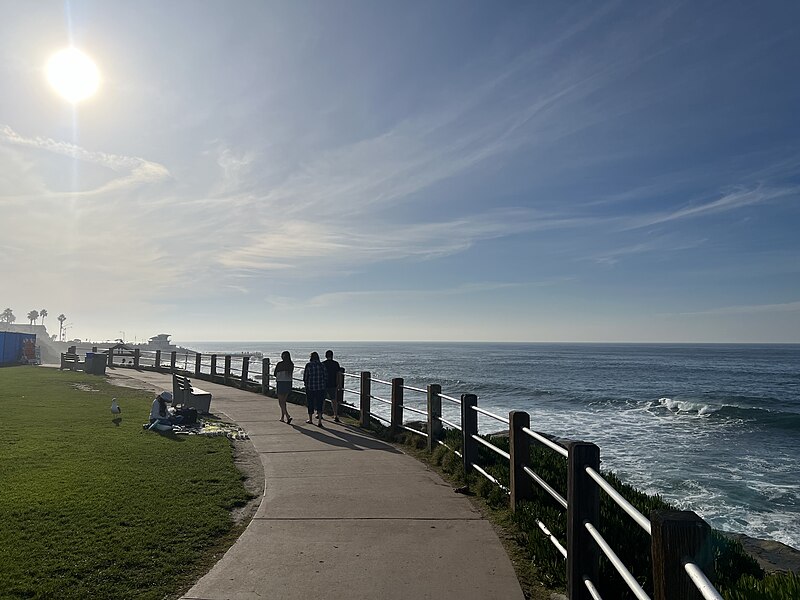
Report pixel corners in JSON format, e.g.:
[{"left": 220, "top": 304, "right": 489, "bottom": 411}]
[{"left": 172, "top": 374, "right": 212, "bottom": 414}]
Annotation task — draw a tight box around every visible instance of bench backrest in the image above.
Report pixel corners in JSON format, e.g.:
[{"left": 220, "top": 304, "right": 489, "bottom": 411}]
[
  {"left": 172, "top": 374, "right": 193, "bottom": 404},
  {"left": 174, "top": 375, "right": 193, "bottom": 391}
]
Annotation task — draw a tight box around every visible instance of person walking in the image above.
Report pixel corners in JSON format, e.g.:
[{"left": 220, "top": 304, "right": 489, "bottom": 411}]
[
  {"left": 323, "top": 350, "right": 345, "bottom": 423},
  {"left": 273, "top": 351, "right": 294, "bottom": 424},
  {"left": 303, "top": 351, "right": 327, "bottom": 426}
]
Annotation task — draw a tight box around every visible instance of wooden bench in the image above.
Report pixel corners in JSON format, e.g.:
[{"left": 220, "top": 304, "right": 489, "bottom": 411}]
[
  {"left": 172, "top": 374, "right": 212, "bottom": 414},
  {"left": 60, "top": 353, "right": 83, "bottom": 371}
]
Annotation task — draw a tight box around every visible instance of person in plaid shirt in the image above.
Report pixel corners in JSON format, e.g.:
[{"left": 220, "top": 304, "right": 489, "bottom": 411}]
[{"left": 303, "top": 351, "right": 328, "bottom": 426}]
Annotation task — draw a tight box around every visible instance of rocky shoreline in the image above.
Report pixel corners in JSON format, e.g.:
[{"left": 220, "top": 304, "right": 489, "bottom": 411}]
[{"left": 724, "top": 532, "right": 800, "bottom": 574}]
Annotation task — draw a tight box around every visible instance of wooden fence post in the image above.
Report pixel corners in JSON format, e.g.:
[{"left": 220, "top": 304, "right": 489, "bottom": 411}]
[
  {"left": 391, "top": 377, "right": 404, "bottom": 433},
  {"left": 210, "top": 354, "right": 217, "bottom": 381},
  {"left": 154, "top": 350, "right": 161, "bottom": 371},
  {"left": 509, "top": 411, "right": 534, "bottom": 511},
  {"left": 241, "top": 356, "right": 249, "bottom": 388},
  {"left": 224, "top": 355, "right": 231, "bottom": 384},
  {"left": 359, "top": 371, "right": 371, "bottom": 428},
  {"left": 108, "top": 348, "right": 115, "bottom": 367},
  {"left": 262, "top": 358, "right": 270, "bottom": 395},
  {"left": 651, "top": 510, "right": 713, "bottom": 600},
  {"left": 195, "top": 353, "right": 202, "bottom": 377},
  {"left": 461, "top": 393, "right": 478, "bottom": 483},
  {"left": 427, "top": 384, "right": 442, "bottom": 453},
  {"left": 133, "top": 349, "right": 140, "bottom": 369},
  {"left": 170, "top": 351, "right": 177, "bottom": 372},
  {"left": 567, "top": 441, "right": 600, "bottom": 600}
]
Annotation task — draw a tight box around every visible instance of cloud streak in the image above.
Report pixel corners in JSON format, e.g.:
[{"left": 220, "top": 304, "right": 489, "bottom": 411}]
[
  {"left": 622, "top": 185, "right": 800, "bottom": 230},
  {"left": 264, "top": 278, "right": 570, "bottom": 310},
  {"left": 0, "top": 124, "right": 171, "bottom": 197}
]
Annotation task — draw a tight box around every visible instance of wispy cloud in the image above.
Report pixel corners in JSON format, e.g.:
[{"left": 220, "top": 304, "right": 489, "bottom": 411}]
[
  {"left": 214, "top": 144, "right": 256, "bottom": 194},
  {"left": 0, "top": 124, "right": 171, "bottom": 197},
  {"left": 622, "top": 185, "right": 799, "bottom": 230},
  {"left": 202, "top": 17, "right": 679, "bottom": 274},
  {"left": 272, "top": 279, "right": 567, "bottom": 309},
  {"left": 215, "top": 209, "right": 597, "bottom": 273},
  {"left": 586, "top": 236, "right": 708, "bottom": 266}
]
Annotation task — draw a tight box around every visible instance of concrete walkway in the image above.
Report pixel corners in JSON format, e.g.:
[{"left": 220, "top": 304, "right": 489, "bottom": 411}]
[{"left": 112, "top": 368, "right": 525, "bottom": 600}]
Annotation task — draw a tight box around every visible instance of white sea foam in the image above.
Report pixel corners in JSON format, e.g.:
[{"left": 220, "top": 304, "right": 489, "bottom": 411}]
[{"left": 657, "top": 397, "right": 718, "bottom": 415}]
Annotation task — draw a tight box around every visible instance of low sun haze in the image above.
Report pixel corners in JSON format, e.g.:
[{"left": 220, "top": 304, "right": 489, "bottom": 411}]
[{"left": 1, "top": 1, "right": 799, "bottom": 343}]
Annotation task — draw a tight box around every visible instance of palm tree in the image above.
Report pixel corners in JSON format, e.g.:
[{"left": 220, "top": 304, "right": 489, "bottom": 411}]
[
  {"left": 58, "top": 314, "right": 66, "bottom": 341},
  {"left": 40, "top": 309, "right": 48, "bottom": 326},
  {"left": 27, "top": 310, "right": 39, "bottom": 326},
  {"left": 0, "top": 308, "right": 15, "bottom": 324}
]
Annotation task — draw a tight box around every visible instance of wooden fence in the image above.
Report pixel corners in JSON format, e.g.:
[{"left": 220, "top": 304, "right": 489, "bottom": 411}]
[{"left": 111, "top": 350, "right": 723, "bottom": 600}]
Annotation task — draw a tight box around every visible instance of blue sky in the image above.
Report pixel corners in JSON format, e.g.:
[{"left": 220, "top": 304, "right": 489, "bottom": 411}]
[{"left": 1, "top": 1, "right": 799, "bottom": 342}]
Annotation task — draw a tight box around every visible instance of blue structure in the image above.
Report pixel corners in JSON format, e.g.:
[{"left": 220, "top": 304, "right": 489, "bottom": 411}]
[{"left": 0, "top": 331, "right": 37, "bottom": 366}]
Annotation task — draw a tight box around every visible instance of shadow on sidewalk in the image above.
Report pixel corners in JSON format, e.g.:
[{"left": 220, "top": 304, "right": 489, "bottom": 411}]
[{"left": 289, "top": 422, "right": 401, "bottom": 453}]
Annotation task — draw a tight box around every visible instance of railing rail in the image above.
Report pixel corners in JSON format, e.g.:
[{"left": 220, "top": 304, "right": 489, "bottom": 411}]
[
  {"left": 684, "top": 562, "right": 723, "bottom": 600},
  {"left": 586, "top": 466, "right": 651, "bottom": 535},
  {"left": 107, "top": 351, "right": 725, "bottom": 600},
  {"left": 585, "top": 521, "right": 651, "bottom": 600},
  {"left": 403, "top": 383, "right": 428, "bottom": 394}
]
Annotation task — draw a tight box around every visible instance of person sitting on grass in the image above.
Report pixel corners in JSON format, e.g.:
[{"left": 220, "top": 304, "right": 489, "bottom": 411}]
[{"left": 148, "top": 391, "right": 182, "bottom": 427}]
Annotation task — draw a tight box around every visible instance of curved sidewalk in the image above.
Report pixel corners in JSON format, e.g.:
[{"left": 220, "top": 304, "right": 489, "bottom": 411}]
[{"left": 114, "top": 369, "right": 524, "bottom": 600}]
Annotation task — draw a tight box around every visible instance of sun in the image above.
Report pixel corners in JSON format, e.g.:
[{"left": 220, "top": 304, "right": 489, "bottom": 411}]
[{"left": 46, "top": 47, "right": 100, "bottom": 103}]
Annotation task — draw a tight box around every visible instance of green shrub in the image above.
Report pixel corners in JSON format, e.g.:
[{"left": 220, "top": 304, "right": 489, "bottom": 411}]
[{"left": 723, "top": 572, "right": 800, "bottom": 599}]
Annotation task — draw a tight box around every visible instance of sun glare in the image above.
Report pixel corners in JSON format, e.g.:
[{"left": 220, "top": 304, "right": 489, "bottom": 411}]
[{"left": 46, "top": 47, "right": 100, "bottom": 103}]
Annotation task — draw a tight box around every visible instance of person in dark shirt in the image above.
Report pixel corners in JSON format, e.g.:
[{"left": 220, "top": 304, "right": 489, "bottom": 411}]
[
  {"left": 273, "top": 350, "right": 294, "bottom": 424},
  {"left": 323, "top": 350, "right": 345, "bottom": 423},
  {"left": 303, "top": 352, "right": 327, "bottom": 426}
]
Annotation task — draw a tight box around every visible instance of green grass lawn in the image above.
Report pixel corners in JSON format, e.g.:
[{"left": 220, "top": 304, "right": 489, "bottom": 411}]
[{"left": 0, "top": 366, "right": 253, "bottom": 599}]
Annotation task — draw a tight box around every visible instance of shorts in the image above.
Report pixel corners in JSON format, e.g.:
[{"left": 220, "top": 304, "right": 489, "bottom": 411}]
[
  {"left": 276, "top": 380, "right": 291, "bottom": 395},
  {"left": 326, "top": 387, "right": 338, "bottom": 400}
]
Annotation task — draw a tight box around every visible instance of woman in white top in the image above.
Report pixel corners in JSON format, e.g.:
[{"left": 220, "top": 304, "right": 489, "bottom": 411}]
[
  {"left": 148, "top": 391, "right": 176, "bottom": 431},
  {"left": 273, "top": 351, "right": 294, "bottom": 424}
]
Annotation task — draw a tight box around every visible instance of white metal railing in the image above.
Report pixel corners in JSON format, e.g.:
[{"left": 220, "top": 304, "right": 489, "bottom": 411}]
[
  {"left": 685, "top": 562, "right": 724, "bottom": 600},
  {"left": 586, "top": 466, "right": 651, "bottom": 535}
]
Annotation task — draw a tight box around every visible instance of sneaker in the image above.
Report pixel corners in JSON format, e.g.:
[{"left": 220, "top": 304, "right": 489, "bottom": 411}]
[
  {"left": 316, "top": 418, "right": 323, "bottom": 427},
  {"left": 286, "top": 417, "right": 292, "bottom": 425},
  {"left": 333, "top": 417, "right": 341, "bottom": 423},
  {"left": 305, "top": 419, "right": 312, "bottom": 424}
]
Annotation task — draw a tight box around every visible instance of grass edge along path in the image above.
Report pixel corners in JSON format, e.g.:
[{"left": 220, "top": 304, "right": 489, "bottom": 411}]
[{"left": 0, "top": 366, "right": 254, "bottom": 600}]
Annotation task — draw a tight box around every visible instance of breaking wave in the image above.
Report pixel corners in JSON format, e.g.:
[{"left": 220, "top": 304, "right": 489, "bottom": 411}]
[{"left": 654, "top": 397, "right": 800, "bottom": 429}]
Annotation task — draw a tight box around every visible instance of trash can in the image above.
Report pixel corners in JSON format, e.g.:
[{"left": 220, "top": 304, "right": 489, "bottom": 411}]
[
  {"left": 93, "top": 353, "right": 107, "bottom": 375},
  {"left": 84, "top": 352, "right": 107, "bottom": 375}
]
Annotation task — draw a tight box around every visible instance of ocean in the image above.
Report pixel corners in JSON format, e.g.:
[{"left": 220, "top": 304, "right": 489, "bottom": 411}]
[{"left": 184, "top": 341, "right": 800, "bottom": 549}]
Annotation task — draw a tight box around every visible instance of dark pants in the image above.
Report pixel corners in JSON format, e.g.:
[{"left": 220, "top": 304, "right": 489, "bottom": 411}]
[{"left": 306, "top": 388, "right": 325, "bottom": 415}]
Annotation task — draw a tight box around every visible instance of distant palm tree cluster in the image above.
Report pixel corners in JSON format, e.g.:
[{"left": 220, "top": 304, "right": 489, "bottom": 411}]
[{"left": 1, "top": 307, "right": 68, "bottom": 341}]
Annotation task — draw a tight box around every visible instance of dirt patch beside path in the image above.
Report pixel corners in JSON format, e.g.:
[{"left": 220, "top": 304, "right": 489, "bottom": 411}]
[{"left": 228, "top": 437, "right": 265, "bottom": 525}]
